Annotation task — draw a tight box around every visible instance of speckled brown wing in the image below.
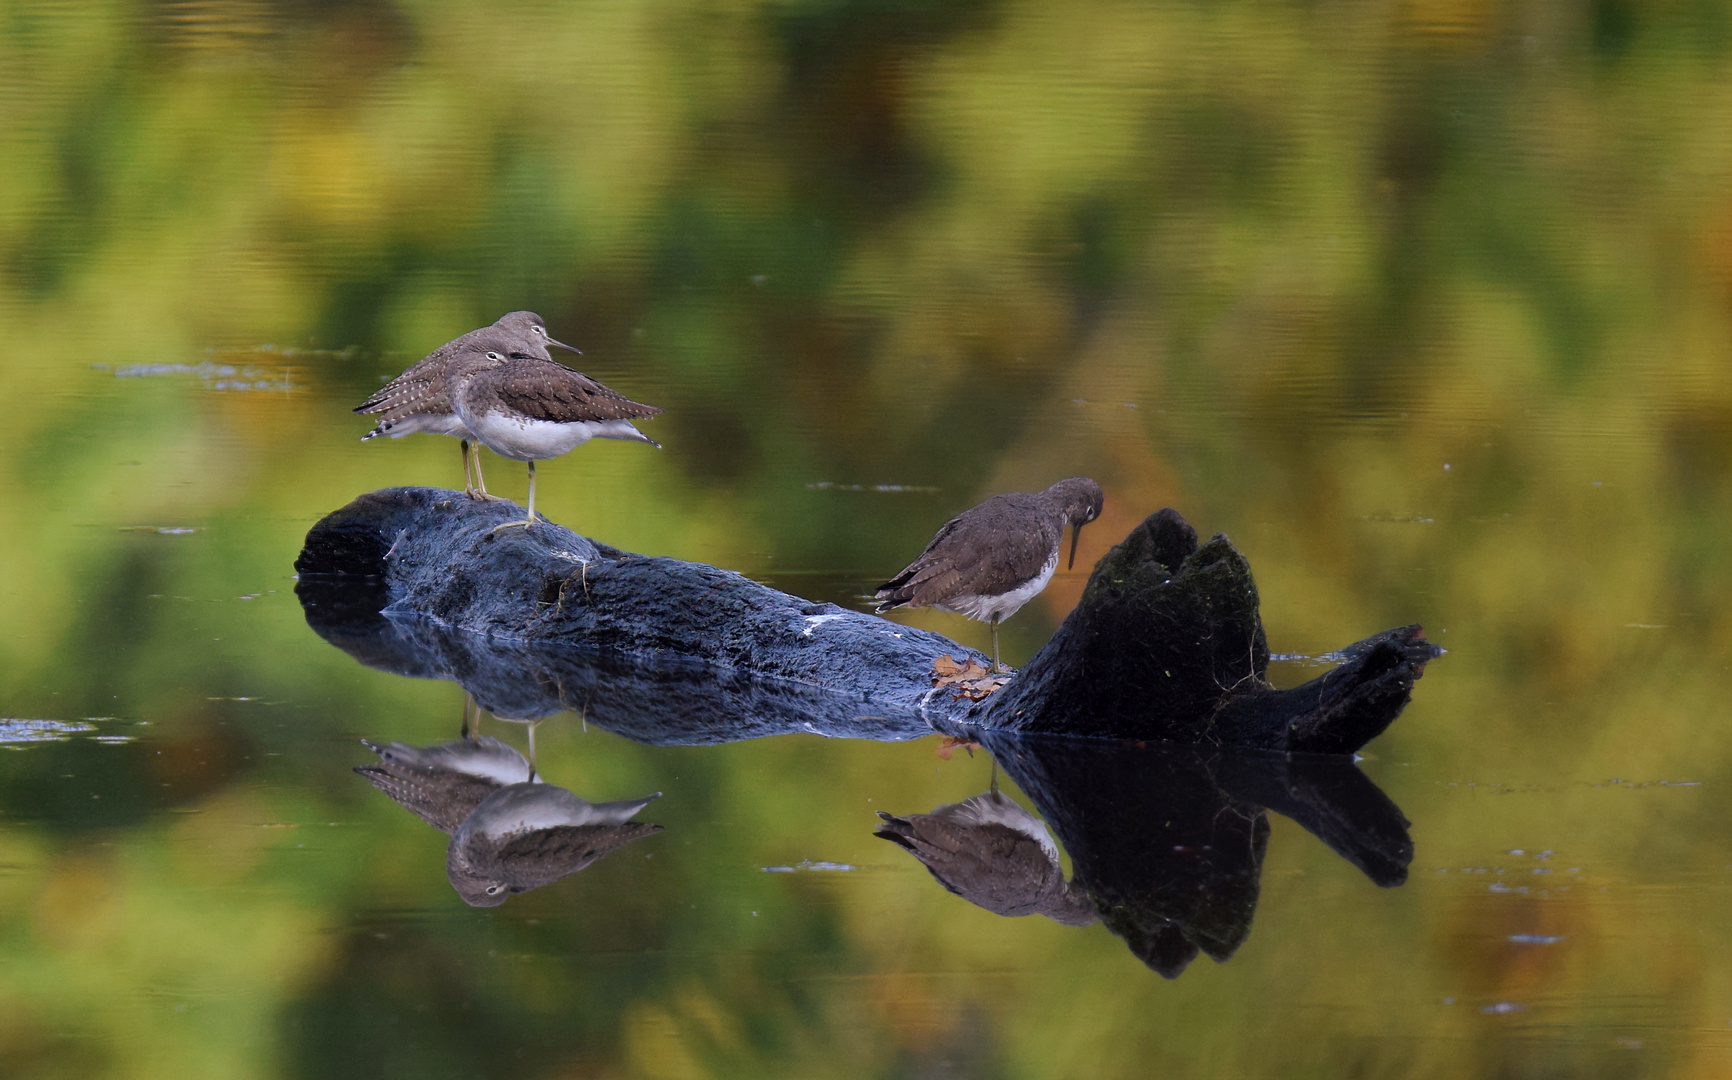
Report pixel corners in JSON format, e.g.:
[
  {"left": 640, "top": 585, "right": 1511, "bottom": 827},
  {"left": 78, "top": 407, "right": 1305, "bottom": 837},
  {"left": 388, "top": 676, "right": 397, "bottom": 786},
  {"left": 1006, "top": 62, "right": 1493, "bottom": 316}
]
[
  {"left": 873, "top": 514, "right": 971, "bottom": 608},
  {"left": 353, "top": 350, "right": 456, "bottom": 428},
  {"left": 875, "top": 493, "right": 1063, "bottom": 609},
  {"left": 462, "top": 822, "right": 664, "bottom": 891},
  {"left": 470, "top": 357, "right": 662, "bottom": 424},
  {"left": 354, "top": 762, "right": 501, "bottom": 834},
  {"left": 355, "top": 311, "right": 554, "bottom": 432}
]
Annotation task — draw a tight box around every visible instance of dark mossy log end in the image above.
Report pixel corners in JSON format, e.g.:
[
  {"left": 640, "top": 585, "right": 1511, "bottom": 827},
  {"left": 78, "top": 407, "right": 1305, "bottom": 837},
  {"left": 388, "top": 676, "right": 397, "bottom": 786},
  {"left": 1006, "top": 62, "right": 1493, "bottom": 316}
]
[
  {"left": 296, "top": 489, "right": 1439, "bottom": 753},
  {"left": 295, "top": 487, "right": 990, "bottom": 732},
  {"left": 967, "top": 508, "right": 1443, "bottom": 753}
]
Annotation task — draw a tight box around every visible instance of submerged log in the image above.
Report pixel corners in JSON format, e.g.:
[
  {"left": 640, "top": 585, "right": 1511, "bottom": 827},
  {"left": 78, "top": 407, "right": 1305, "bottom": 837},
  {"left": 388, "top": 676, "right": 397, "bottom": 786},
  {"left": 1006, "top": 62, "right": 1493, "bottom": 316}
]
[{"left": 295, "top": 487, "right": 1440, "bottom": 752}]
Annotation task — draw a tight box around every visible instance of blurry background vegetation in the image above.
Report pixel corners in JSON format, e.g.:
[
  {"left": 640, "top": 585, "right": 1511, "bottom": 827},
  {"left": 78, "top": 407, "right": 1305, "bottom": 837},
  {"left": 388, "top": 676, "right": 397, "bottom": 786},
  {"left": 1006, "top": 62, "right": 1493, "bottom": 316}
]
[{"left": 3, "top": 0, "right": 1732, "bottom": 1076}]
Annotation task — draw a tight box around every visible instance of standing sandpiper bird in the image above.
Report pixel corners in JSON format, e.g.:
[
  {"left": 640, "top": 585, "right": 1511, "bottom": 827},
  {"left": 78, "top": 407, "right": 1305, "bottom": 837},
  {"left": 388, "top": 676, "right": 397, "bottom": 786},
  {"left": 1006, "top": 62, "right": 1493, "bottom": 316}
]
[
  {"left": 874, "top": 477, "right": 1104, "bottom": 672},
  {"left": 353, "top": 311, "right": 579, "bottom": 498},
  {"left": 445, "top": 337, "right": 663, "bottom": 532}
]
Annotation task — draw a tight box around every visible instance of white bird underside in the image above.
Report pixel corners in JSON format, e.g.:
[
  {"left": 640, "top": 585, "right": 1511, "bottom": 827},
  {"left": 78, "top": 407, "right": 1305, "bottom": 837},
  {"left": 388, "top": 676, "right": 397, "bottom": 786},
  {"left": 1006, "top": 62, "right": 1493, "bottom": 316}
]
[
  {"left": 365, "top": 736, "right": 530, "bottom": 785},
  {"left": 938, "top": 791, "right": 1061, "bottom": 862},
  {"left": 934, "top": 552, "right": 1058, "bottom": 624},
  {"left": 466, "top": 411, "right": 654, "bottom": 462},
  {"left": 459, "top": 783, "right": 660, "bottom": 840}
]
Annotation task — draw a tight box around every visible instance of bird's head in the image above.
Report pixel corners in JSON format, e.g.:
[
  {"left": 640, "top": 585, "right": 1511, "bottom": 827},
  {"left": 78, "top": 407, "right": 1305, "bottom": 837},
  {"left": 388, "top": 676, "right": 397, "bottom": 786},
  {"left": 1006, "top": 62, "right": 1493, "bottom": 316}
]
[
  {"left": 1047, "top": 478, "right": 1105, "bottom": 569},
  {"left": 444, "top": 336, "right": 517, "bottom": 390},
  {"left": 495, "top": 310, "right": 581, "bottom": 357},
  {"left": 447, "top": 845, "right": 515, "bottom": 907}
]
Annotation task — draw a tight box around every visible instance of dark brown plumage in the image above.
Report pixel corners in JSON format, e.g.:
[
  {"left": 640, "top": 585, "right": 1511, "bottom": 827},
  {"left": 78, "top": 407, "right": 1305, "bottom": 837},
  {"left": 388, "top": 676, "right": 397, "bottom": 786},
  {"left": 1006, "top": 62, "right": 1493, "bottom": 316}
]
[
  {"left": 446, "top": 339, "right": 664, "bottom": 530},
  {"left": 875, "top": 790, "right": 1097, "bottom": 926},
  {"left": 447, "top": 819, "right": 663, "bottom": 907},
  {"left": 466, "top": 355, "right": 664, "bottom": 427},
  {"left": 875, "top": 477, "right": 1103, "bottom": 671},
  {"left": 353, "top": 311, "right": 578, "bottom": 496},
  {"left": 446, "top": 783, "right": 663, "bottom": 907},
  {"left": 355, "top": 763, "right": 501, "bottom": 834},
  {"left": 353, "top": 735, "right": 532, "bottom": 833}
]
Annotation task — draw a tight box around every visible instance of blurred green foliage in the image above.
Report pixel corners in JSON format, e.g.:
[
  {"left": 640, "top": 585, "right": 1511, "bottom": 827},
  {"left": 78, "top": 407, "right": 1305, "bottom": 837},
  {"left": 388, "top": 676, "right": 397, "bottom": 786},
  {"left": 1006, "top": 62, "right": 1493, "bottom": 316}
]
[{"left": 3, "top": 0, "right": 1732, "bottom": 1076}]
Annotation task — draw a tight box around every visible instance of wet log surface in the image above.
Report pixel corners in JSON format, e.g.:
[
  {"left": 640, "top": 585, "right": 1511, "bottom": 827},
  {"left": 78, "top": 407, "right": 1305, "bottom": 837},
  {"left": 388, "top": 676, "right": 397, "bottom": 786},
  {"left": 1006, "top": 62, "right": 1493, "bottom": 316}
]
[
  {"left": 296, "top": 487, "right": 1441, "bottom": 752},
  {"left": 296, "top": 487, "right": 985, "bottom": 740}
]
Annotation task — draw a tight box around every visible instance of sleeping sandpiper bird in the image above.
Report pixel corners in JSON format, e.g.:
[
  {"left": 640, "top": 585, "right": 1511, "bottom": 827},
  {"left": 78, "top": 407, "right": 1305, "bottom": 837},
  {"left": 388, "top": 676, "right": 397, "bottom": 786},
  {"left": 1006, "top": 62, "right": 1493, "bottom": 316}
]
[
  {"left": 354, "top": 734, "right": 533, "bottom": 833},
  {"left": 874, "top": 477, "right": 1104, "bottom": 672},
  {"left": 353, "top": 311, "right": 579, "bottom": 498},
  {"left": 874, "top": 788, "right": 1097, "bottom": 926},
  {"left": 447, "top": 783, "right": 662, "bottom": 907},
  {"left": 445, "top": 336, "right": 663, "bottom": 532}
]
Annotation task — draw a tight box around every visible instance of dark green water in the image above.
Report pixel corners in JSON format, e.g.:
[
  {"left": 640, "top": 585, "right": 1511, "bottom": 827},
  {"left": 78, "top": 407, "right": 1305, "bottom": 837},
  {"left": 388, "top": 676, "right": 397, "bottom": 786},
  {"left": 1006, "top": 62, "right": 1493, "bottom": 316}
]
[{"left": 3, "top": 1, "right": 1732, "bottom": 1076}]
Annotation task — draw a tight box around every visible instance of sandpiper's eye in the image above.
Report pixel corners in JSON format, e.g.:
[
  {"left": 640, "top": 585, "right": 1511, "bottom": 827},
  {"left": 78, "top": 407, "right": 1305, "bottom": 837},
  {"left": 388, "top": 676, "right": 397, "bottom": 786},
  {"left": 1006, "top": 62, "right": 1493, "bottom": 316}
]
[
  {"left": 486, "top": 351, "right": 504, "bottom": 361},
  {"left": 487, "top": 884, "right": 504, "bottom": 895},
  {"left": 531, "top": 325, "right": 545, "bottom": 335}
]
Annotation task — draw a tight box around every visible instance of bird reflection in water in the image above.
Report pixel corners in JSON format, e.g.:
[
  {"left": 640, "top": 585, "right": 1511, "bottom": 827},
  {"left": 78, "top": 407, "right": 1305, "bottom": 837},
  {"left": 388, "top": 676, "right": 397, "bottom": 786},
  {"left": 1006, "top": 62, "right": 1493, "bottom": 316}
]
[
  {"left": 876, "top": 738, "right": 1414, "bottom": 978},
  {"left": 875, "top": 784, "right": 1096, "bottom": 927},
  {"left": 446, "top": 782, "right": 661, "bottom": 907},
  {"left": 356, "top": 699, "right": 662, "bottom": 907}
]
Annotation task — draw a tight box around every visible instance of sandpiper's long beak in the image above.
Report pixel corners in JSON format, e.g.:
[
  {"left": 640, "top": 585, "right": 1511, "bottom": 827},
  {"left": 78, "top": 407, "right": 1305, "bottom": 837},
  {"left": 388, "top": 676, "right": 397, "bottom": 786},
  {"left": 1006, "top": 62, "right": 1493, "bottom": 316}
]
[
  {"left": 1068, "top": 523, "right": 1084, "bottom": 570},
  {"left": 546, "top": 333, "right": 583, "bottom": 356}
]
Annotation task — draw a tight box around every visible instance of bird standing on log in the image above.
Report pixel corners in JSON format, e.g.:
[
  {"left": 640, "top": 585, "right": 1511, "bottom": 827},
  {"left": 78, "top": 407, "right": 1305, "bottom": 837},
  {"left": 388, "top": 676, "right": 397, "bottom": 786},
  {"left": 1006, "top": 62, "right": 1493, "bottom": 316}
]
[
  {"left": 445, "top": 336, "right": 663, "bottom": 532},
  {"left": 354, "top": 311, "right": 580, "bottom": 498},
  {"left": 874, "top": 477, "right": 1104, "bottom": 672}
]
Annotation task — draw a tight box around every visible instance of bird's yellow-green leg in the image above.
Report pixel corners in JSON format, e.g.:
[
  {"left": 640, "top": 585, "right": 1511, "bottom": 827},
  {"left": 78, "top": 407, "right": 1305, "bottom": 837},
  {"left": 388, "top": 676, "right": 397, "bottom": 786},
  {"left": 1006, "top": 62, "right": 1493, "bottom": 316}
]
[
  {"left": 466, "top": 441, "right": 508, "bottom": 501},
  {"left": 473, "top": 443, "right": 501, "bottom": 499},
  {"left": 990, "top": 616, "right": 1004, "bottom": 674},
  {"left": 490, "top": 460, "right": 539, "bottom": 534},
  {"left": 460, "top": 439, "right": 475, "bottom": 495}
]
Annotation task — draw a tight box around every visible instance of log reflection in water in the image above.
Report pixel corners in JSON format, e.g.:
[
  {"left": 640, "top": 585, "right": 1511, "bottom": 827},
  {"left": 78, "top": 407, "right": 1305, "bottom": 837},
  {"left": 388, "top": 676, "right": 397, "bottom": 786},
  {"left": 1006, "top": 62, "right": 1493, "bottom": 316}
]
[
  {"left": 877, "top": 738, "right": 1412, "bottom": 978},
  {"left": 300, "top": 573, "right": 938, "bottom": 744}
]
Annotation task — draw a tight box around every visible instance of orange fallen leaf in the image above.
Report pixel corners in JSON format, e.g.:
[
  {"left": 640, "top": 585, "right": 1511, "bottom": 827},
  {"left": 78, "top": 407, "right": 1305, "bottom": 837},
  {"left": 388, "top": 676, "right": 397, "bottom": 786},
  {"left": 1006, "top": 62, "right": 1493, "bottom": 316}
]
[
  {"left": 929, "top": 654, "right": 1011, "bottom": 700},
  {"left": 934, "top": 736, "right": 980, "bottom": 760}
]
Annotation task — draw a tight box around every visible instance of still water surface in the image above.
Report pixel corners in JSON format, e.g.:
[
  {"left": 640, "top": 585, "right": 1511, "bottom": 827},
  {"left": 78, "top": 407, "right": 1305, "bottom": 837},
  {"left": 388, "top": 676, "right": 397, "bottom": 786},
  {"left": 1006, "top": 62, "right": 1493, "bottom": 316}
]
[{"left": 4, "top": 1, "right": 1732, "bottom": 1077}]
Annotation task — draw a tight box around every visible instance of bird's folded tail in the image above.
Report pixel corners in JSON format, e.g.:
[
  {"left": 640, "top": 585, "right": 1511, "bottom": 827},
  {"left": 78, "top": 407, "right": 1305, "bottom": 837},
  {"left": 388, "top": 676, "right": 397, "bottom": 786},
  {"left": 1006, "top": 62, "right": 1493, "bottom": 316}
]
[
  {"left": 873, "top": 587, "right": 913, "bottom": 613},
  {"left": 605, "top": 423, "right": 660, "bottom": 449},
  {"left": 583, "top": 791, "right": 662, "bottom": 824},
  {"left": 873, "top": 810, "right": 918, "bottom": 848}
]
